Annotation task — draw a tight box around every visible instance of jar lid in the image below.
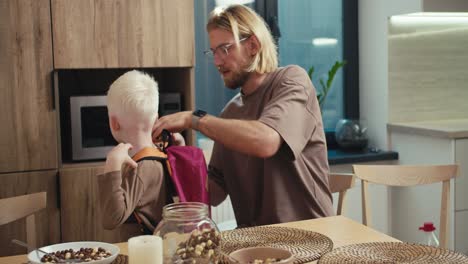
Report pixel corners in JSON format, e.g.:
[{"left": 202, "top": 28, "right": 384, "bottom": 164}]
[
  {"left": 162, "top": 202, "right": 209, "bottom": 221},
  {"left": 419, "top": 222, "right": 436, "bottom": 232}
]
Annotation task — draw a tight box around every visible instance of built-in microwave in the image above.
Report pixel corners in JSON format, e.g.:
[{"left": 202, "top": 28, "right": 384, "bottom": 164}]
[{"left": 70, "top": 95, "right": 117, "bottom": 161}]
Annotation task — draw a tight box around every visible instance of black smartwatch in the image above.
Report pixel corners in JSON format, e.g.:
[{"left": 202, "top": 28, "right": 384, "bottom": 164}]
[{"left": 192, "top": 110, "right": 207, "bottom": 130}]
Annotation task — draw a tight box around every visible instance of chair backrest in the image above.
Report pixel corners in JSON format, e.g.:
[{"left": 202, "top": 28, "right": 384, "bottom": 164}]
[
  {"left": 353, "top": 164, "right": 458, "bottom": 248},
  {"left": 0, "top": 192, "right": 47, "bottom": 250},
  {"left": 329, "top": 173, "right": 355, "bottom": 215}
]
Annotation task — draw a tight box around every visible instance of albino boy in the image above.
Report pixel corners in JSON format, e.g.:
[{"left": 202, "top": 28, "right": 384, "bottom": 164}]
[{"left": 98, "top": 70, "right": 169, "bottom": 234}]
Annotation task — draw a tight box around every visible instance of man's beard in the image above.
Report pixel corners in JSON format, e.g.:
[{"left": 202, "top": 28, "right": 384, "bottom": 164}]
[{"left": 223, "top": 67, "right": 250, "bottom": 89}]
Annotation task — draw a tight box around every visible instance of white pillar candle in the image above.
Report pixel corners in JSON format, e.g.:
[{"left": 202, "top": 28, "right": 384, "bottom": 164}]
[{"left": 128, "top": 235, "right": 163, "bottom": 264}]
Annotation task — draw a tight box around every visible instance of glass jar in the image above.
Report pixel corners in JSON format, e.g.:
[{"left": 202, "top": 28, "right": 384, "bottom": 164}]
[{"left": 154, "top": 202, "right": 221, "bottom": 264}]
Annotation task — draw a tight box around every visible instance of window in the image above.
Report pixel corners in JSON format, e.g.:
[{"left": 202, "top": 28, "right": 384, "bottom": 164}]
[{"left": 257, "top": 0, "right": 359, "bottom": 130}]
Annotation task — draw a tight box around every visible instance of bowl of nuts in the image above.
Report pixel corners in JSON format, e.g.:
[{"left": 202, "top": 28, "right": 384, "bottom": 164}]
[
  {"left": 228, "top": 247, "right": 294, "bottom": 264},
  {"left": 27, "top": 241, "right": 119, "bottom": 264}
]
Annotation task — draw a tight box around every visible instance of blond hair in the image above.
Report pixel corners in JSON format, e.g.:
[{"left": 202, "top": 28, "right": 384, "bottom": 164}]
[
  {"left": 107, "top": 70, "right": 159, "bottom": 125},
  {"left": 207, "top": 4, "right": 278, "bottom": 73}
]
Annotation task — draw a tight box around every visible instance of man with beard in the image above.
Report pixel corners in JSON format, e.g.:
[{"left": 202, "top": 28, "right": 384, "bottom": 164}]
[{"left": 152, "top": 4, "right": 334, "bottom": 227}]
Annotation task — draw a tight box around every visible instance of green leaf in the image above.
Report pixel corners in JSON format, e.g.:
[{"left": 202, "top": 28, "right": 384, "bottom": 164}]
[
  {"left": 326, "top": 61, "right": 347, "bottom": 89},
  {"left": 305, "top": 60, "right": 346, "bottom": 108},
  {"left": 319, "top": 79, "right": 327, "bottom": 105},
  {"left": 308, "top": 66, "right": 315, "bottom": 79}
]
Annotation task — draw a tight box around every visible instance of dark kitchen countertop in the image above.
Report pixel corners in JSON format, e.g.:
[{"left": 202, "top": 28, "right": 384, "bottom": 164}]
[{"left": 328, "top": 148, "right": 399, "bottom": 165}]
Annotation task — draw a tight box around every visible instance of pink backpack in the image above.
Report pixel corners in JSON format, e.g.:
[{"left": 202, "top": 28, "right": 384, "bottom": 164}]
[
  {"left": 132, "top": 137, "right": 210, "bottom": 206},
  {"left": 132, "top": 143, "right": 210, "bottom": 234},
  {"left": 165, "top": 146, "right": 210, "bottom": 204}
]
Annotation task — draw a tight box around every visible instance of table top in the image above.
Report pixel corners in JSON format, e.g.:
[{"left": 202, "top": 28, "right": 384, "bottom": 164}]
[{"left": 0, "top": 215, "right": 399, "bottom": 264}]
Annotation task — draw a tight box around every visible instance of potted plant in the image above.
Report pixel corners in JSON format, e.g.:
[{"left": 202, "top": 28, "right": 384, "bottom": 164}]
[{"left": 308, "top": 60, "right": 346, "bottom": 109}]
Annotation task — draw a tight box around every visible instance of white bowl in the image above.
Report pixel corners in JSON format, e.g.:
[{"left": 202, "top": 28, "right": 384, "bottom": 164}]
[
  {"left": 228, "top": 247, "right": 294, "bottom": 264},
  {"left": 27, "top": 241, "right": 120, "bottom": 264}
]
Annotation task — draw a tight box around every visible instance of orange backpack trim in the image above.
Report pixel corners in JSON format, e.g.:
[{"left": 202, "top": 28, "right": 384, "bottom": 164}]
[
  {"left": 132, "top": 147, "right": 167, "bottom": 161},
  {"left": 132, "top": 147, "right": 173, "bottom": 177}
]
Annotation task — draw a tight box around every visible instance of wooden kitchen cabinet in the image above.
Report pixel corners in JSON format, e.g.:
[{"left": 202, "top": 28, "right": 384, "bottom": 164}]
[
  {"left": 51, "top": 0, "right": 195, "bottom": 69},
  {"left": 60, "top": 164, "right": 141, "bottom": 243},
  {"left": 0, "top": 0, "right": 57, "bottom": 173},
  {"left": 0, "top": 170, "right": 60, "bottom": 257}
]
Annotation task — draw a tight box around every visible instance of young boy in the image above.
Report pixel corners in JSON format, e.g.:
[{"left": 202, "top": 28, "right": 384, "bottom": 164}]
[{"left": 98, "top": 70, "right": 171, "bottom": 234}]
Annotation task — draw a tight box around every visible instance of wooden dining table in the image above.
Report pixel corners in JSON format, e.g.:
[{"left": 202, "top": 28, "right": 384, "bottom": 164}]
[{"left": 0, "top": 215, "right": 399, "bottom": 264}]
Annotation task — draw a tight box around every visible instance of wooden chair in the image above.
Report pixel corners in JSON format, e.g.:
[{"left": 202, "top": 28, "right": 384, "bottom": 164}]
[
  {"left": 329, "top": 173, "right": 355, "bottom": 215},
  {"left": 0, "top": 192, "right": 47, "bottom": 250},
  {"left": 353, "top": 164, "right": 458, "bottom": 248}
]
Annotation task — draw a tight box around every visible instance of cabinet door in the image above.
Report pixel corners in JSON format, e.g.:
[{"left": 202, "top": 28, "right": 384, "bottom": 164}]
[
  {"left": 51, "top": 0, "right": 194, "bottom": 68},
  {"left": 455, "top": 139, "right": 468, "bottom": 211},
  {"left": 0, "top": 170, "right": 60, "bottom": 257},
  {"left": 455, "top": 210, "right": 468, "bottom": 255},
  {"left": 0, "top": 0, "right": 57, "bottom": 173},
  {"left": 60, "top": 165, "right": 141, "bottom": 243}
]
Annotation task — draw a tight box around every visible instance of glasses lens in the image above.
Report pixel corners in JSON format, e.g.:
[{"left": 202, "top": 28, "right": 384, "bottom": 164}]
[
  {"left": 221, "top": 46, "right": 230, "bottom": 56},
  {"left": 203, "top": 50, "right": 214, "bottom": 58}
]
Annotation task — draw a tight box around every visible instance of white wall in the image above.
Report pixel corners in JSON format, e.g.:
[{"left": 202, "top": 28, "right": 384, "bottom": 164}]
[
  {"left": 424, "top": 0, "right": 468, "bottom": 11},
  {"left": 359, "top": 0, "right": 466, "bottom": 246},
  {"left": 359, "top": 0, "right": 468, "bottom": 150},
  {"left": 358, "top": 0, "right": 422, "bottom": 150}
]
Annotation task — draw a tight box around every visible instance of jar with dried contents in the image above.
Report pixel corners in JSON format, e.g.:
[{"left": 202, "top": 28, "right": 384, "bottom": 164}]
[{"left": 154, "top": 202, "right": 221, "bottom": 264}]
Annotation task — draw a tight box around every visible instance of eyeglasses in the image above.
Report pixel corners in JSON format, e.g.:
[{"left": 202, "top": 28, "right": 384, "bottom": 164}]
[{"left": 203, "top": 37, "right": 248, "bottom": 59}]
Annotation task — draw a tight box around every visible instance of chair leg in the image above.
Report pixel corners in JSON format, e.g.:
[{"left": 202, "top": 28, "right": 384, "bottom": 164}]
[
  {"left": 362, "top": 180, "right": 371, "bottom": 227},
  {"left": 440, "top": 180, "right": 450, "bottom": 248},
  {"left": 26, "top": 214, "right": 36, "bottom": 252},
  {"left": 337, "top": 190, "right": 348, "bottom": 215}
]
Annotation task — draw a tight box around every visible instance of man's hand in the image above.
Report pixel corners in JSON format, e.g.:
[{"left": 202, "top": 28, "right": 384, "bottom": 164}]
[
  {"left": 104, "top": 143, "right": 138, "bottom": 173},
  {"left": 152, "top": 111, "right": 192, "bottom": 142}
]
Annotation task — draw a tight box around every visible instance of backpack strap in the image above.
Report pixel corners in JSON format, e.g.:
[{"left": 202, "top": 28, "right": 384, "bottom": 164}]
[
  {"left": 132, "top": 147, "right": 167, "bottom": 162},
  {"left": 130, "top": 147, "right": 171, "bottom": 235}
]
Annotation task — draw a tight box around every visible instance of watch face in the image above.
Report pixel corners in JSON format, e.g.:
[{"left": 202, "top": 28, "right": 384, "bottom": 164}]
[{"left": 193, "top": 110, "right": 207, "bottom": 117}]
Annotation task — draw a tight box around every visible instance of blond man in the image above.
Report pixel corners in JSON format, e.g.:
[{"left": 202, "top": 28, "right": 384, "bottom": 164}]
[
  {"left": 98, "top": 70, "right": 168, "bottom": 234},
  {"left": 153, "top": 5, "right": 333, "bottom": 227}
]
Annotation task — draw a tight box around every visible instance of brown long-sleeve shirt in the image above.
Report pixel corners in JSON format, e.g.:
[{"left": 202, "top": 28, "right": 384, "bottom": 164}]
[{"left": 97, "top": 160, "right": 167, "bottom": 232}]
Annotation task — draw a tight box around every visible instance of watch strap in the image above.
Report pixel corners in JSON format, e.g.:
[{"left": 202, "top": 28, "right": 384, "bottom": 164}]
[{"left": 191, "top": 110, "right": 207, "bottom": 130}]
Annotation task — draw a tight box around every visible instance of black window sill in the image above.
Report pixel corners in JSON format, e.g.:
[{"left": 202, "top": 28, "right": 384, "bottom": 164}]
[{"left": 328, "top": 149, "right": 399, "bottom": 165}]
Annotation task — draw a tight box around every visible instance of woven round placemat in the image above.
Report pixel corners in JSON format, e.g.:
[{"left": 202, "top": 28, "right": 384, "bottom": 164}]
[
  {"left": 111, "top": 254, "right": 128, "bottom": 264},
  {"left": 318, "top": 242, "right": 468, "bottom": 264},
  {"left": 221, "top": 226, "right": 333, "bottom": 263}
]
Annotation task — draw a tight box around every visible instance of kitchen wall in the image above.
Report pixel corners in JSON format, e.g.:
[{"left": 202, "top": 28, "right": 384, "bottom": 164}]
[
  {"left": 358, "top": 0, "right": 422, "bottom": 151},
  {"left": 424, "top": 0, "right": 468, "bottom": 12},
  {"left": 359, "top": 0, "right": 467, "bottom": 246},
  {"left": 360, "top": 0, "right": 468, "bottom": 151}
]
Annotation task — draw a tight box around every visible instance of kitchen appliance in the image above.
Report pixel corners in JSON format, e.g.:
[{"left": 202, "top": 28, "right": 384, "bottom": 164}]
[
  {"left": 70, "top": 95, "right": 117, "bottom": 161},
  {"left": 159, "top": 93, "right": 181, "bottom": 116}
]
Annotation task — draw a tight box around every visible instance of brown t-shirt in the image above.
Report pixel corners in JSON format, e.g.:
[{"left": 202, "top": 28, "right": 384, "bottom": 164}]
[
  {"left": 97, "top": 159, "right": 167, "bottom": 232},
  {"left": 209, "top": 65, "right": 334, "bottom": 227}
]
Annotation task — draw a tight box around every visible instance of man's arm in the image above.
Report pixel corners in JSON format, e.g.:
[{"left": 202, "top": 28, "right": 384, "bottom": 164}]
[{"left": 153, "top": 111, "right": 282, "bottom": 158}]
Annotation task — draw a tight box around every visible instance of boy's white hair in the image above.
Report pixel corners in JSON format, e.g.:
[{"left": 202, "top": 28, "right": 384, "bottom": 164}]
[{"left": 107, "top": 70, "right": 159, "bottom": 123}]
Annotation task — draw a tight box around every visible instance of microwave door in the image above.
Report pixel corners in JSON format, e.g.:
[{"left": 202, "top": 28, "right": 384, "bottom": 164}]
[{"left": 70, "top": 96, "right": 115, "bottom": 161}]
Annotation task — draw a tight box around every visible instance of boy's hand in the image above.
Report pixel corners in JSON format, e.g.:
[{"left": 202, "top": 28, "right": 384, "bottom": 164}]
[
  {"left": 104, "top": 143, "right": 138, "bottom": 173},
  {"left": 172, "top": 133, "right": 186, "bottom": 146}
]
